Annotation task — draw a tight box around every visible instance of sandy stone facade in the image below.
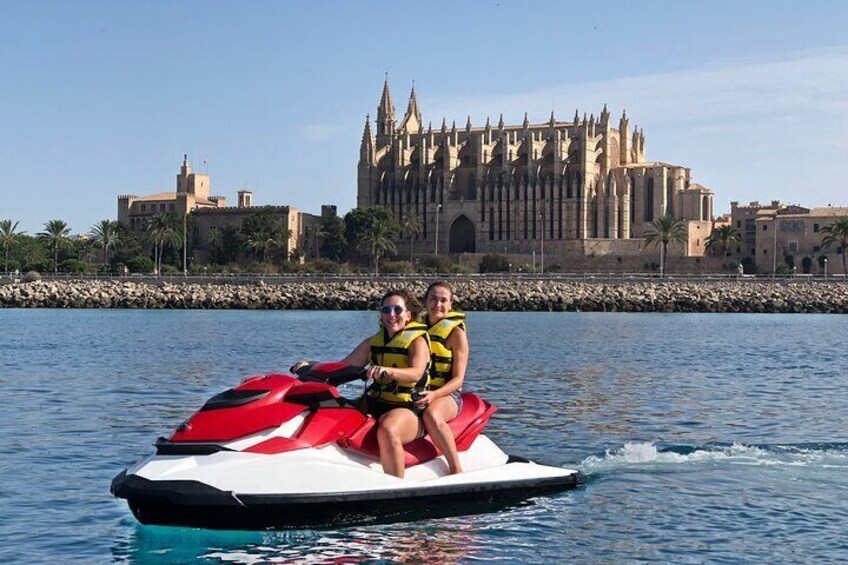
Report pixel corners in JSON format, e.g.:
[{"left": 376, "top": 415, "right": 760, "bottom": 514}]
[
  {"left": 357, "top": 79, "right": 714, "bottom": 262},
  {"left": 118, "top": 155, "right": 227, "bottom": 231},
  {"left": 117, "top": 156, "right": 318, "bottom": 263}
]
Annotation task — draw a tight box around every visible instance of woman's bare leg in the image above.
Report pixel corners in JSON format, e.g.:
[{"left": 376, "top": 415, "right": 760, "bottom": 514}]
[
  {"left": 423, "top": 396, "right": 462, "bottom": 474},
  {"left": 376, "top": 408, "right": 423, "bottom": 478}
]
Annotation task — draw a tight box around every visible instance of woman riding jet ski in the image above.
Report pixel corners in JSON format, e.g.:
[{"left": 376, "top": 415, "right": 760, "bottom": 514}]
[{"left": 110, "top": 360, "right": 585, "bottom": 530}]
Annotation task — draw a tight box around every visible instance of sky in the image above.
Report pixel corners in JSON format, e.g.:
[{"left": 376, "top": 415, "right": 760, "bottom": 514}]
[{"left": 2, "top": 0, "right": 847, "bottom": 234}]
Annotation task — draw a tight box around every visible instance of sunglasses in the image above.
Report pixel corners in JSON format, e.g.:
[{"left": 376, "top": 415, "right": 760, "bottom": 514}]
[{"left": 380, "top": 305, "right": 405, "bottom": 315}]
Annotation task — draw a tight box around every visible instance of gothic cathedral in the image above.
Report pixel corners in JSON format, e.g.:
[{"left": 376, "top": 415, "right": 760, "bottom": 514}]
[{"left": 357, "top": 79, "right": 714, "bottom": 257}]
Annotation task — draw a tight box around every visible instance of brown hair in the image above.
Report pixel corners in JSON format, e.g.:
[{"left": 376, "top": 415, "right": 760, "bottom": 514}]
[
  {"left": 424, "top": 281, "right": 454, "bottom": 302},
  {"left": 381, "top": 288, "right": 422, "bottom": 318}
]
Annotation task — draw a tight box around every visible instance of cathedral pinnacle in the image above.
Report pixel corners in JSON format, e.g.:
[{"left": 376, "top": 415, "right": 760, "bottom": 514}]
[
  {"left": 376, "top": 76, "right": 396, "bottom": 141},
  {"left": 440, "top": 118, "right": 447, "bottom": 133},
  {"left": 466, "top": 115, "right": 472, "bottom": 132},
  {"left": 498, "top": 113, "right": 505, "bottom": 130},
  {"left": 404, "top": 84, "right": 422, "bottom": 126},
  {"left": 549, "top": 110, "right": 556, "bottom": 127},
  {"left": 522, "top": 112, "right": 529, "bottom": 129}
]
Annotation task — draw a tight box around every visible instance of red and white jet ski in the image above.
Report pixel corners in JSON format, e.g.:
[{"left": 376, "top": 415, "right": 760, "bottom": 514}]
[{"left": 111, "top": 362, "right": 585, "bottom": 530}]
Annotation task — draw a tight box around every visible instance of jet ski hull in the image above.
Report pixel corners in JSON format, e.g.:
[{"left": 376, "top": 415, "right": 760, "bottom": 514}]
[{"left": 112, "top": 463, "right": 585, "bottom": 530}]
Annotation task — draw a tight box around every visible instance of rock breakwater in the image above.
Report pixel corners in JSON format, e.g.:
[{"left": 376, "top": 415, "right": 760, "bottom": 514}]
[{"left": 1, "top": 279, "right": 847, "bottom": 313}]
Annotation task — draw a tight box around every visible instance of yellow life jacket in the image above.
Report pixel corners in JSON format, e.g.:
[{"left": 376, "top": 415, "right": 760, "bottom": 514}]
[
  {"left": 367, "top": 321, "right": 430, "bottom": 404},
  {"left": 420, "top": 311, "right": 466, "bottom": 390}
]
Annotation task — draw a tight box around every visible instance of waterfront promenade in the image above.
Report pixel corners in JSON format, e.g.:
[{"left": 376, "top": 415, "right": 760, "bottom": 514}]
[{"left": 1, "top": 275, "right": 846, "bottom": 313}]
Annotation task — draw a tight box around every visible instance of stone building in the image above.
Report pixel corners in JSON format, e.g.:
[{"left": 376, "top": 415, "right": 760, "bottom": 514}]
[
  {"left": 754, "top": 206, "right": 848, "bottom": 274},
  {"left": 357, "top": 79, "right": 714, "bottom": 262},
  {"left": 118, "top": 155, "right": 227, "bottom": 231},
  {"left": 117, "top": 156, "right": 317, "bottom": 263}
]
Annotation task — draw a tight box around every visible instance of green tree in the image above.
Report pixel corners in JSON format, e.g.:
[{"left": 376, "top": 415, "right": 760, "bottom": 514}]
[
  {"left": 208, "top": 225, "right": 243, "bottom": 265},
  {"left": 75, "top": 237, "right": 99, "bottom": 270},
  {"left": 643, "top": 215, "right": 688, "bottom": 276},
  {"left": 0, "top": 219, "right": 24, "bottom": 274},
  {"left": 820, "top": 217, "right": 848, "bottom": 277},
  {"left": 240, "top": 207, "right": 292, "bottom": 266},
  {"left": 354, "top": 211, "right": 398, "bottom": 275},
  {"left": 38, "top": 219, "right": 71, "bottom": 273},
  {"left": 89, "top": 219, "right": 121, "bottom": 269},
  {"left": 145, "top": 213, "right": 181, "bottom": 275},
  {"left": 400, "top": 212, "right": 423, "bottom": 264},
  {"left": 705, "top": 225, "right": 741, "bottom": 258},
  {"left": 319, "top": 215, "right": 346, "bottom": 262},
  {"left": 247, "top": 231, "right": 287, "bottom": 265},
  {"left": 304, "top": 222, "right": 327, "bottom": 260}
]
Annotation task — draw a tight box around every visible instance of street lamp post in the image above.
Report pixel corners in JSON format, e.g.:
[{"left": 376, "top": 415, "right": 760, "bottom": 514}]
[
  {"left": 434, "top": 204, "right": 442, "bottom": 254},
  {"left": 183, "top": 211, "right": 188, "bottom": 277}
]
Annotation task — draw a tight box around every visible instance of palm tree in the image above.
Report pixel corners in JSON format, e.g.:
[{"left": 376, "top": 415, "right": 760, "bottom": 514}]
[
  {"left": 247, "top": 232, "right": 282, "bottom": 264},
  {"left": 820, "top": 217, "right": 848, "bottom": 277},
  {"left": 401, "top": 212, "right": 423, "bottom": 264},
  {"left": 89, "top": 219, "right": 120, "bottom": 270},
  {"left": 643, "top": 215, "right": 688, "bottom": 276},
  {"left": 145, "top": 213, "right": 180, "bottom": 275},
  {"left": 356, "top": 215, "right": 398, "bottom": 275},
  {"left": 304, "top": 223, "right": 327, "bottom": 261},
  {"left": 78, "top": 237, "right": 99, "bottom": 270},
  {"left": 38, "top": 219, "right": 71, "bottom": 273},
  {"left": 705, "top": 225, "right": 741, "bottom": 258},
  {"left": 0, "top": 219, "right": 24, "bottom": 274}
]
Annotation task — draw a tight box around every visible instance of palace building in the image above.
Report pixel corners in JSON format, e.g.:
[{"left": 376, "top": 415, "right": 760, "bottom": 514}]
[{"left": 357, "top": 79, "right": 715, "bottom": 259}]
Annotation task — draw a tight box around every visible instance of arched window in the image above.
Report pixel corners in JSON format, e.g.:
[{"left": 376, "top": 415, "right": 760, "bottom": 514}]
[
  {"left": 467, "top": 174, "right": 477, "bottom": 200},
  {"left": 645, "top": 178, "right": 654, "bottom": 222}
]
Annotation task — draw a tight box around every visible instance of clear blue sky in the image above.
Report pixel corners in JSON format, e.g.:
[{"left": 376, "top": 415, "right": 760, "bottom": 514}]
[{"left": 2, "top": 1, "right": 847, "bottom": 234}]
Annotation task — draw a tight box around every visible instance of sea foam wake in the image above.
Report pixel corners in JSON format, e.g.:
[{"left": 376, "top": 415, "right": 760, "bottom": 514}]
[{"left": 579, "top": 441, "right": 848, "bottom": 475}]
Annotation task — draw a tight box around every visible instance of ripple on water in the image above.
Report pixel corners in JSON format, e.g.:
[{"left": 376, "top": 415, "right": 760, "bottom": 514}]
[{"left": 2, "top": 310, "right": 848, "bottom": 563}]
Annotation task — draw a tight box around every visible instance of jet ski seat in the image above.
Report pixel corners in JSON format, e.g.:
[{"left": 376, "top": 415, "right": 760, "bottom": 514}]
[{"left": 339, "top": 392, "right": 497, "bottom": 467}]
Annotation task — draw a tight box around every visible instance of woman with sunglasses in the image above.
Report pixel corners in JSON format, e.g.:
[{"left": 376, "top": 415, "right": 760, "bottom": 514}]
[
  {"left": 414, "top": 281, "right": 469, "bottom": 475},
  {"left": 337, "top": 289, "right": 431, "bottom": 478}
]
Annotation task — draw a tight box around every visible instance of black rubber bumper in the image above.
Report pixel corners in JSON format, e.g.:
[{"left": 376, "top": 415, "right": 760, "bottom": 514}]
[{"left": 111, "top": 467, "right": 586, "bottom": 530}]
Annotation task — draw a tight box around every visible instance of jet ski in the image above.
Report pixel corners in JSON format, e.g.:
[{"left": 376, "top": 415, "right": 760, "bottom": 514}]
[{"left": 111, "top": 362, "right": 585, "bottom": 530}]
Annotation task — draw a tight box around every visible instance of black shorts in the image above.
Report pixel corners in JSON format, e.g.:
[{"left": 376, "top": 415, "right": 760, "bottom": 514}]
[{"left": 366, "top": 396, "right": 422, "bottom": 420}]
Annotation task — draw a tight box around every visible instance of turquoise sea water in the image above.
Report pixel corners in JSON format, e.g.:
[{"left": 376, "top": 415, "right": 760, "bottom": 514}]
[{"left": 2, "top": 310, "right": 848, "bottom": 563}]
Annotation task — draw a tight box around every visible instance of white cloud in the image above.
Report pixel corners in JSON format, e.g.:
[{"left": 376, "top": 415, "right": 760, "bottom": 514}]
[{"left": 424, "top": 47, "right": 848, "bottom": 211}]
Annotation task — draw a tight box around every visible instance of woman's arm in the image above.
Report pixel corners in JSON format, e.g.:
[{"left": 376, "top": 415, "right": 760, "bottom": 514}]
[
  {"left": 340, "top": 337, "right": 372, "bottom": 367},
  {"left": 428, "top": 327, "right": 469, "bottom": 400},
  {"left": 367, "top": 335, "right": 430, "bottom": 385}
]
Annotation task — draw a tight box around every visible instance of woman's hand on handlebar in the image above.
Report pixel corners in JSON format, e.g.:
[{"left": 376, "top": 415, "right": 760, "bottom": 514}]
[{"left": 366, "top": 365, "right": 391, "bottom": 383}]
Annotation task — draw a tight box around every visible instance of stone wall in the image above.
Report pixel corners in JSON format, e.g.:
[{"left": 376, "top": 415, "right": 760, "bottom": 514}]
[{"left": 2, "top": 279, "right": 846, "bottom": 313}]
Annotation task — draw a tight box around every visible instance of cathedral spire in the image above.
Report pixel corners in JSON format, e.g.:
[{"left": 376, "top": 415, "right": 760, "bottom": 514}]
[
  {"left": 549, "top": 110, "right": 556, "bottom": 128},
  {"left": 498, "top": 113, "right": 505, "bottom": 130},
  {"left": 359, "top": 113, "right": 375, "bottom": 164},
  {"left": 466, "top": 115, "right": 472, "bottom": 133},
  {"left": 440, "top": 117, "right": 447, "bottom": 133},
  {"left": 400, "top": 83, "right": 422, "bottom": 132},
  {"left": 376, "top": 74, "right": 396, "bottom": 142},
  {"left": 522, "top": 111, "right": 529, "bottom": 129}
]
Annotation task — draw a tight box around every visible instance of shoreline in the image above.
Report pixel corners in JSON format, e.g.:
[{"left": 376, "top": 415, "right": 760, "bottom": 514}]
[{"left": 1, "top": 279, "right": 847, "bottom": 313}]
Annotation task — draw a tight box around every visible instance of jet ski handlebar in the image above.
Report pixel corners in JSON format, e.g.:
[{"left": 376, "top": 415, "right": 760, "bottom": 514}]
[{"left": 290, "top": 362, "right": 369, "bottom": 387}]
